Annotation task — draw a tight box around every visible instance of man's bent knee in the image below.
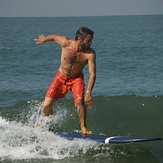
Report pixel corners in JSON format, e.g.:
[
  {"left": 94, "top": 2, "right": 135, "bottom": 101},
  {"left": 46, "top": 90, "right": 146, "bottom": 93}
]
[
  {"left": 43, "top": 97, "right": 56, "bottom": 116},
  {"left": 43, "top": 97, "right": 56, "bottom": 107}
]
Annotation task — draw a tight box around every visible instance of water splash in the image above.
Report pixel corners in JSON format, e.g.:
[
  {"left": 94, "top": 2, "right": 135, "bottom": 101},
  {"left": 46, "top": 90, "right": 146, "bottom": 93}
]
[
  {"left": 0, "top": 115, "right": 100, "bottom": 161},
  {"left": 0, "top": 101, "right": 100, "bottom": 161}
]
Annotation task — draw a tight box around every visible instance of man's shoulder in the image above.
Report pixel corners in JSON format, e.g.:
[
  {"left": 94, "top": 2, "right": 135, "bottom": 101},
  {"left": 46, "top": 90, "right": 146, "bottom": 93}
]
[
  {"left": 86, "top": 47, "right": 96, "bottom": 55},
  {"left": 85, "top": 48, "right": 96, "bottom": 61},
  {"left": 61, "top": 36, "right": 74, "bottom": 47}
]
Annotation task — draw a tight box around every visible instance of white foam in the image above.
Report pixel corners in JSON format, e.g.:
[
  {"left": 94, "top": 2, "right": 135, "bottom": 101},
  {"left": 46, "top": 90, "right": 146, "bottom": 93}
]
[
  {"left": 0, "top": 116, "right": 98, "bottom": 161},
  {"left": 0, "top": 116, "right": 9, "bottom": 125},
  {"left": 0, "top": 100, "right": 102, "bottom": 161}
]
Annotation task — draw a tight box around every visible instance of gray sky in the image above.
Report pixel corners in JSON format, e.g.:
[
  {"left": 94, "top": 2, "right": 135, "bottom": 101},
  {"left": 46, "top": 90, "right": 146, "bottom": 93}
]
[{"left": 0, "top": 0, "right": 163, "bottom": 17}]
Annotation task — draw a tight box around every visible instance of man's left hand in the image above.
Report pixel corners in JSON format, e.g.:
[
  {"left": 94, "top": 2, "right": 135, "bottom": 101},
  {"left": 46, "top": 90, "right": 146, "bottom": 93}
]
[{"left": 84, "top": 94, "right": 93, "bottom": 108}]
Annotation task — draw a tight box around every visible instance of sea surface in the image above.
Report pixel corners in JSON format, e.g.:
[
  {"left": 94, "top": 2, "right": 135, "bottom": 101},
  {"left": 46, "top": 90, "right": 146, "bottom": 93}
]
[{"left": 0, "top": 15, "right": 163, "bottom": 162}]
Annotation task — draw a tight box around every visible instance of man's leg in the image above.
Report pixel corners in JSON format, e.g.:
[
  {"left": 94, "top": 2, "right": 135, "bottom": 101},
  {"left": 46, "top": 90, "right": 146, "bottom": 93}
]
[
  {"left": 35, "top": 97, "right": 56, "bottom": 128},
  {"left": 43, "top": 97, "right": 56, "bottom": 116},
  {"left": 76, "top": 98, "right": 92, "bottom": 135}
]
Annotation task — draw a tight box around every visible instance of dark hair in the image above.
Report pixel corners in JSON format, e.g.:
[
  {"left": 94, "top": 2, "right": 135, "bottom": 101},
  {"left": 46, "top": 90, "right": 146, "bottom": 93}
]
[{"left": 75, "top": 27, "right": 94, "bottom": 40}]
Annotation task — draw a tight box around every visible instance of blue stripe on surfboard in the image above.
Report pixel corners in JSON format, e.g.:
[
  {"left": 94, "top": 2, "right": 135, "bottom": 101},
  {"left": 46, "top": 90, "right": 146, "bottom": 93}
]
[{"left": 53, "top": 131, "right": 162, "bottom": 144}]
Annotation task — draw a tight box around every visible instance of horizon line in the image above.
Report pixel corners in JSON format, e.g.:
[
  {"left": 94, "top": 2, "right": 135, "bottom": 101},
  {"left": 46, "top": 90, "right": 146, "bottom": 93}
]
[{"left": 0, "top": 14, "right": 163, "bottom": 18}]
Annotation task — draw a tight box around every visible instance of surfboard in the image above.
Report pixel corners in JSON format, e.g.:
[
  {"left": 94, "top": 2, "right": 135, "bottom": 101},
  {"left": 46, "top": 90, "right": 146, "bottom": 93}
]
[{"left": 53, "top": 131, "right": 162, "bottom": 144}]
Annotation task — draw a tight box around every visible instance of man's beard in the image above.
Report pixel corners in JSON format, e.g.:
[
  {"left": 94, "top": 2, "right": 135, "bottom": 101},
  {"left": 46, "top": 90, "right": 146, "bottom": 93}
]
[{"left": 81, "top": 44, "right": 90, "bottom": 50}]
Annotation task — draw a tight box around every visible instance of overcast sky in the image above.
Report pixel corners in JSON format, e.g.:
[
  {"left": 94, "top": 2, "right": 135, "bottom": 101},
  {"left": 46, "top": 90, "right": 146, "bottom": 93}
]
[{"left": 0, "top": 0, "right": 163, "bottom": 17}]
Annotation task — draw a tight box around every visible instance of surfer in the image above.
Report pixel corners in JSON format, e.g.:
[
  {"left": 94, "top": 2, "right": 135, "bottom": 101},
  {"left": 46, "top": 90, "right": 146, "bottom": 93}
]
[{"left": 34, "top": 27, "right": 96, "bottom": 135}]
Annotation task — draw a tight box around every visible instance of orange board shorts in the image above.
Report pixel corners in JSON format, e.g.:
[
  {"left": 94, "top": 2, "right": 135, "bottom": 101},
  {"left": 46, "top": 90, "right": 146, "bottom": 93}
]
[{"left": 45, "top": 70, "right": 85, "bottom": 106}]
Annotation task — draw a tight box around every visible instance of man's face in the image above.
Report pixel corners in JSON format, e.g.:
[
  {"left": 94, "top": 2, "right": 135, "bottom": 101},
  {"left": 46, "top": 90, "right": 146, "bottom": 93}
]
[{"left": 80, "top": 35, "right": 93, "bottom": 50}]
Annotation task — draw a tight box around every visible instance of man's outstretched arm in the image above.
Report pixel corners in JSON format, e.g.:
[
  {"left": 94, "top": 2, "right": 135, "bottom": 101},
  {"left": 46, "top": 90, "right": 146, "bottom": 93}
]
[{"left": 34, "top": 34, "right": 70, "bottom": 47}]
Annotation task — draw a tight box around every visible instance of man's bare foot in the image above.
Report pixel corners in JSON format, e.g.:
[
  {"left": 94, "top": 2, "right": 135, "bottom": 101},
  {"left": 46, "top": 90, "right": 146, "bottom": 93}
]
[{"left": 81, "top": 127, "right": 92, "bottom": 135}]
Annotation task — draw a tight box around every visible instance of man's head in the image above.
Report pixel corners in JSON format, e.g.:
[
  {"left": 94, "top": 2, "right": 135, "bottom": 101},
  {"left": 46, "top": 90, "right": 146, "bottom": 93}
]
[
  {"left": 75, "top": 27, "right": 94, "bottom": 50},
  {"left": 75, "top": 27, "right": 94, "bottom": 41}
]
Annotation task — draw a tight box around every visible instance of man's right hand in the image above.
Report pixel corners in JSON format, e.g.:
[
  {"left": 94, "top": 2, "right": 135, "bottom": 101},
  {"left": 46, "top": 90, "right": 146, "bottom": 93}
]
[{"left": 34, "top": 34, "right": 45, "bottom": 44}]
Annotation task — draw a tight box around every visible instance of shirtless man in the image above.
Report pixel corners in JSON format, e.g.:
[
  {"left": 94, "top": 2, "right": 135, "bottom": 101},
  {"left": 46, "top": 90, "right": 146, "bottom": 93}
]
[{"left": 34, "top": 27, "right": 96, "bottom": 135}]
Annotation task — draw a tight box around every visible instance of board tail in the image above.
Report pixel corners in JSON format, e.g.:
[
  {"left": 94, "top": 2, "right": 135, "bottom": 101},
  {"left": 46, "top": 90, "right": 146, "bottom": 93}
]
[{"left": 105, "top": 137, "right": 162, "bottom": 144}]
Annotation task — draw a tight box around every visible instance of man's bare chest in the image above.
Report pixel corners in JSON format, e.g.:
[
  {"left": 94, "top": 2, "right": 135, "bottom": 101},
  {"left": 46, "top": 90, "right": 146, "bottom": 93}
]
[{"left": 63, "top": 52, "right": 87, "bottom": 65}]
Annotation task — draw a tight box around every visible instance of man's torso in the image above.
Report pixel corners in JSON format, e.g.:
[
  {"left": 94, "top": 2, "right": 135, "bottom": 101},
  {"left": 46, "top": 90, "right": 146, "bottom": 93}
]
[{"left": 59, "top": 40, "right": 94, "bottom": 78}]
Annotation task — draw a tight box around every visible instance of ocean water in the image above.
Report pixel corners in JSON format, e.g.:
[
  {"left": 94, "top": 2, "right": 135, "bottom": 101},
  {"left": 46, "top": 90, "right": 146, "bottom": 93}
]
[{"left": 0, "top": 15, "right": 163, "bottom": 162}]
